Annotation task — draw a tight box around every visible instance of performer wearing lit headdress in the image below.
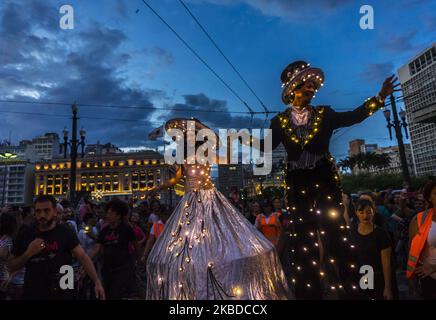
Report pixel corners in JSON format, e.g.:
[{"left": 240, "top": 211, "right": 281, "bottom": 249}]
[
  {"left": 264, "top": 60, "right": 398, "bottom": 299},
  {"left": 145, "top": 118, "right": 292, "bottom": 300}
]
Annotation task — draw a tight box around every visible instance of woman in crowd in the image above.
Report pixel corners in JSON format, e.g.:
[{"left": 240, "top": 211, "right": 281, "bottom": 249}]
[
  {"left": 272, "top": 197, "right": 287, "bottom": 216},
  {"left": 246, "top": 201, "right": 262, "bottom": 225},
  {"left": 350, "top": 199, "right": 395, "bottom": 300}
]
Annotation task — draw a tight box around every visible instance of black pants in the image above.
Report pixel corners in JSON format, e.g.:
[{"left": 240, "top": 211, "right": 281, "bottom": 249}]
[
  {"left": 420, "top": 276, "right": 436, "bottom": 300},
  {"left": 102, "top": 263, "right": 136, "bottom": 300},
  {"left": 281, "top": 156, "right": 360, "bottom": 300}
]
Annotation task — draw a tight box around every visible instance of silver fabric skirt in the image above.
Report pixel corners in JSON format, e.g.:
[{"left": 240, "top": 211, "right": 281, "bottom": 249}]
[{"left": 146, "top": 188, "right": 292, "bottom": 300}]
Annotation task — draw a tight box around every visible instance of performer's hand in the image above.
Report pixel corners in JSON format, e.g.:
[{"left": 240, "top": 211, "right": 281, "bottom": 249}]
[{"left": 378, "top": 74, "right": 400, "bottom": 100}]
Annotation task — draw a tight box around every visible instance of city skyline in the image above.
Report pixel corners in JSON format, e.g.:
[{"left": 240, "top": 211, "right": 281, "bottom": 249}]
[{"left": 0, "top": 0, "right": 435, "bottom": 160}]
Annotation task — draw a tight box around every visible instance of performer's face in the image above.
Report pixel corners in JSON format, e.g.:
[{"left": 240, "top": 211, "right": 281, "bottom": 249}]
[{"left": 293, "top": 81, "right": 316, "bottom": 104}]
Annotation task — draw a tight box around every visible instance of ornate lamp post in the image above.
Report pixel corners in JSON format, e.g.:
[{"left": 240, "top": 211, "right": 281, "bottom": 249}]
[
  {"left": 383, "top": 94, "right": 412, "bottom": 188},
  {"left": 63, "top": 104, "right": 86, "bottom": 205}
]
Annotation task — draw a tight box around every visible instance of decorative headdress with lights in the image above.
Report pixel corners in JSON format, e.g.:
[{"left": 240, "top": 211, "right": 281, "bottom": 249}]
[
  {"left": 280, "top": 60, "right": 325, "bottom": 105},
  {"left": 164, "top": 118, "right": 219, "bottom": 143}
]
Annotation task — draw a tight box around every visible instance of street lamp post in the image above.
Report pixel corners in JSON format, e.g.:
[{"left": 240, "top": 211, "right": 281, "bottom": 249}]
[
  {"left": 63, "top": 104, "right": 86, "bottom": 206},
  {"left": 383, "top": 93, "right": 412, "bottom": 189},
  {"left": 0, "top": 152, "right": 18, "bottom": 207}
]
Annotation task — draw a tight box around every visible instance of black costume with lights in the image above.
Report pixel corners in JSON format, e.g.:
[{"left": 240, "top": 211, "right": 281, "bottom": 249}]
[{"left": 269, "top": 61, "right": 385, "bottom": 299}]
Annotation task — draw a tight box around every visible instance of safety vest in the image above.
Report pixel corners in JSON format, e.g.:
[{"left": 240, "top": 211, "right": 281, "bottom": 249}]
[
  {"left": 153, "top": 221, "right": 165, "bottom": 239},
  {"left": 257, "top": 212, "right": 282, "bottom": 246},
  {"left": 407, "top": 208, "right": 434, "bottom": 279}
]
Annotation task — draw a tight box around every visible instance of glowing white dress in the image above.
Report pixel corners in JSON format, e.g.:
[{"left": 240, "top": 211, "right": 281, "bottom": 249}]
[{"left": 146, "top": 163, "right": 292, "bottom": 300}]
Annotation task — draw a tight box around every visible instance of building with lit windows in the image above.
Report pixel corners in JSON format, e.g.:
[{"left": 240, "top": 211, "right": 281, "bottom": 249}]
[
  {"left": 398, "top": 43, "right": 436, "bottom": 176},
  {"left": 34, "top": 150, "right": 180, "bottom": 205}
]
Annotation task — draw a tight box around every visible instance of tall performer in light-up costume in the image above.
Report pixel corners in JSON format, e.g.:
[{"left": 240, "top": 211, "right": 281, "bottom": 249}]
[
  {"left": 263, "top": 60, "right": 399, "bottom": 299},
  {"left": 145, "top": 118, "right": 292, "bottom": 300}
]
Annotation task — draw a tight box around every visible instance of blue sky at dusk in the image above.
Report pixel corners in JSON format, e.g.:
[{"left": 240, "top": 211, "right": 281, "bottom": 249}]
[{"left": 0, "top": 0, "right": 435, "bottom": 160}]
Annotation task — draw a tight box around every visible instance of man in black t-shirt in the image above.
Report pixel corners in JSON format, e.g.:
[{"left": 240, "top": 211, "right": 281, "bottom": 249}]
[
  {"left": 9, "top": 195, "right": 105, "bottom": 300},
  {"left": 91, "top": 198, "right": 139, "bottom": 300}
]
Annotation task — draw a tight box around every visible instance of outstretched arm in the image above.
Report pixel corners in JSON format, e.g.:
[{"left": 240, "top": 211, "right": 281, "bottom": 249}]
[
  {"left": 331, "top": 75, "right": 399, "bottom": 129},
  {"left": 147, "top": 165, "right": 183, "bottom": 196},
  {"left": 238, "top": 116, "right": 282, "bottom": 152}
]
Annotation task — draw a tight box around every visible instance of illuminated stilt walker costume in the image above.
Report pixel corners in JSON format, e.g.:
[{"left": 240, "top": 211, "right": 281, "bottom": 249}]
[
  {"left": 270, "top": 61, "right": 397, "bottom": 299},
  {"left": 146, "top": 119, "right": 291, "bottom": 300}
]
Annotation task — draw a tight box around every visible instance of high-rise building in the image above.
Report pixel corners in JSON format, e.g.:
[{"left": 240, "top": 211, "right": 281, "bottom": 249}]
[
  {"left": 32, "top": 133, "right": 61, "bottom": 161},
  {"left": 348, "top": 139, "right": 365, "bottom": 156},
  {"left": 398, "top": 43, "right": 436, "bottom": 176},
  {"left": 0, "top": 144, "right": 35, "bottom": 205},
  {"left": 0, "top": 161, "right": 35, "bottom": 205}
]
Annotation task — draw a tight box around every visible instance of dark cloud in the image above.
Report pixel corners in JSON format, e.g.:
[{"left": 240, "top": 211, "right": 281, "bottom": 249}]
[
  {"left": 0, "top": 0, "right": 254, "bottom": 149},
  {"left": 141, "top": 47, "right": 175, "bottom": 68},
  {"left": 0, "top": 0, "right": 163, "bottom": 148},
  {"left": 360, "top": 62, "right": 394, "bottom": 83},
  {"left": 162, "top": 93, "right": 264, "bottom": 130}
]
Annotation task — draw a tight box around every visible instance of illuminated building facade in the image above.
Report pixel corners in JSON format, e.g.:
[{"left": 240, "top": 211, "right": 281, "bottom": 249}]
[{"left": 35, "top": 150, "right": 179, "bottom": 205}]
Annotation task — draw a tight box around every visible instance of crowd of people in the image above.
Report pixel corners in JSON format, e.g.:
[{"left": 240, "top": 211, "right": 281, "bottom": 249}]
[
  {"left": 0, "top": 178, "right": 435, "bottom": 300},
  {"left": 0, "top": 195, "right": 171, "bottom": 300},
  {"left": 240, "top": 178, "right": 436, "bottom": 300}
]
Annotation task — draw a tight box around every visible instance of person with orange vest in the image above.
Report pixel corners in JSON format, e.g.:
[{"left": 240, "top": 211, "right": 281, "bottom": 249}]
[
  {"left": 407, "top": 180, "right": 436, "bottom": 299},
  {"left": 255, "top": 200, "right": 282, "bottom": 247},
  {"left": 141, "top": 210, "right": 169, "bottom": 263}
]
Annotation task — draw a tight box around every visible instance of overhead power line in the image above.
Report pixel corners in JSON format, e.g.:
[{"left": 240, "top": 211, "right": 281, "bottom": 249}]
[
  {"left": 139, "top": 0, "right": 254, "bottom": 116},
  {"left": 0, "top": 99, "right": 265, "bottom": 114},
  {"left": 177, "top": 0, "right": 269, "bottom": 114}
]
